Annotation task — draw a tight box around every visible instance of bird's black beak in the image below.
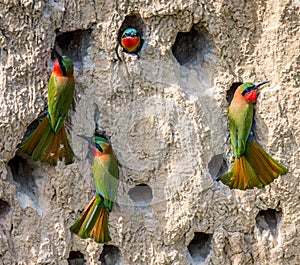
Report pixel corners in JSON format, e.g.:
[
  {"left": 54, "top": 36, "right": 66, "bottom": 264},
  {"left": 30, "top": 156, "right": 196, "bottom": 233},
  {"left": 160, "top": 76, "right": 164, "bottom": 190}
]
[
  {"left": 51, "top": 48, "right": 67, "bottom": 76},
  {"left": 77, "top": 134, "right": 101, "bottom": 153},
  {"left": 255, "top": 80, "right": 270, "bottom": 89},
  {"left": 77, "top": 134, "right": 93, "bottom": 145}
]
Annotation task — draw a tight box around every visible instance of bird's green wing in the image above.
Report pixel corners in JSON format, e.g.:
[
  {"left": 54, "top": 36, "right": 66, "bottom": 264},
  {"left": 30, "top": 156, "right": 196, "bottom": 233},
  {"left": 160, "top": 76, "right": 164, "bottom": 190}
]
[
  {"left": 229, "top": 104, "right": 253, "bottom": 158},
  {"left": 92, "top": 155, "right": 119, "bottom": 211},
  {"left": 47, "top": 76, "right": 75, "bottom": 133}
]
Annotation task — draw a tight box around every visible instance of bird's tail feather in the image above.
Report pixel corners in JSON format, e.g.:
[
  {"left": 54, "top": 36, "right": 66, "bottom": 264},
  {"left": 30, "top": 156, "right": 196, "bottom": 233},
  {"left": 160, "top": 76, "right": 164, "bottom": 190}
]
[
  {"left": 245, "top": 140, "right": 288, "bottom": 185},
  {"left": 219, "top": 140, "right": 288, "bottom": 189},
  {"left": 70, "top": 194, "right": 111, "bottom": 243},
  {"left": 90, "top": 206, "right": 110, "bottom": 243},
  {"left": 19, "top": 117, "right": 53, "bottom": 161},
  {"left": 19, "top": 117, "right": 74, "bottom": 165},
  {"left": 41, "top": 124, "right": 74, "bottom": 165}
]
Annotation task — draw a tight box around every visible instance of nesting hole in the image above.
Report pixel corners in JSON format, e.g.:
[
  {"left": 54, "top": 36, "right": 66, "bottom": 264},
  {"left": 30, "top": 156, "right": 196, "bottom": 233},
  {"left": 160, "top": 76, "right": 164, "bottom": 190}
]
[
  {"left": 55, "top": 29, "right": 92, "bottom": 62},
  {"left": 68, "top": 251, "right": 86, "bottom": 265},
  {"left": 172, "top": 25, "right": 212, "bottom": 66},
  {"left": 188, "top": 232, "right": 212, "bottom": 263},
  {"left": 0, "top": 199, "right": 10, "bottom": 219},
  {"left": 21, "top": 113, "right": 46, "bottom": 141},
  {"left": 208, "top": 154, "right": 228, "bottom": 181},
  {"left": 226, "top": 82, "right": 243, "bottom": 104},
  {"left": 99, "top": 245, "right": 122, "bottom": 265},
  {"left": 8, "top": 155, "right": 36, "bottom": 196},
  {"left": 128, "top": 184, "right": 153, "bottom": 207},
  {"left": 256, "top": 208, "right": 282, "bottom": 237},
  {"left": 94, "top": 131, "right": 110, "bottom": 141},
  {"left": 117, "top": 14, "right": 144, "bottom": 50}
]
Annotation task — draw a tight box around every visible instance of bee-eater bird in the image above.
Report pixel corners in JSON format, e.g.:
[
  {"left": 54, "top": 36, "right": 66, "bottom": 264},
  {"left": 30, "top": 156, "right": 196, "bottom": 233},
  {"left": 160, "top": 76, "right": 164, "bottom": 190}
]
[
  {"left": 218, "top": 81, "right": 288, "bottom": 189},
  {"left": 18, "top": 49, "right": 75, "bottom": 165},
  {"left": 70, "top": 135, "right": 119, "bottom": 243},
  {"left": 121, "top": 28, "right": 141, "bottom": 54}
]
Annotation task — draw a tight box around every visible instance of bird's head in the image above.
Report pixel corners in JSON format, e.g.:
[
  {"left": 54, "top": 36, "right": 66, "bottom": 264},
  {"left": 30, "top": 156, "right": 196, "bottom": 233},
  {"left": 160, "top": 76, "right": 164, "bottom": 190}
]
[
  {"left": 77, "top": 134, "right": 112, "bottom": 156},
  {"left": 240, "top": 81, "right": 270, "bottom": 103},
  {"left": 52, "top": 49, "right": 74, "bottom": 76},
  {"left": 122, "top": 28, "right": 139, "bottom": 39},
  {"left": 121, "top": 28, "right": 141, "bottom": 53}
]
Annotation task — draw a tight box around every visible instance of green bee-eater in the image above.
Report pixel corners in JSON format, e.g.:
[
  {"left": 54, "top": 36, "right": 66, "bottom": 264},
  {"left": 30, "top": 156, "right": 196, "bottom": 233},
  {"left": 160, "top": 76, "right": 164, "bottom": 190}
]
[
  {"left": 70, "top": 135, "right": 119, "bottom": 243},
  {"left": 19, "top": 49, "right": 74, "bottom": 165},
  {"left": 218, "top": 81, "right": 288, "bottom": 189}
]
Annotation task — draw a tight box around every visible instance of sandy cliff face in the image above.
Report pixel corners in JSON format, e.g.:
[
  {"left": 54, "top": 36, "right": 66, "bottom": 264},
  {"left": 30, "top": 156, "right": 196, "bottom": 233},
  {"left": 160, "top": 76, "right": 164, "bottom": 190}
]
[{"left": 0, "top": 0, "right": 299, "bottom": 264}]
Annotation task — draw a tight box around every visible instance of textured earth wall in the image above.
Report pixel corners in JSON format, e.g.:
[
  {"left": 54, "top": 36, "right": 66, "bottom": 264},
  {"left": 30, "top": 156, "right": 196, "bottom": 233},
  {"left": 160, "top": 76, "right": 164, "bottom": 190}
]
[{"left": 0, "top": 0, "right": 299, "bottom": 264}]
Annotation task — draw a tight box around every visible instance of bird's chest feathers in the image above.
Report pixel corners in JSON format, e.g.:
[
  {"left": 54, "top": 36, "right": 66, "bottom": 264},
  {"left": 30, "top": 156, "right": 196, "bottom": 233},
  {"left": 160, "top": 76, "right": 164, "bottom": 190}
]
[
  {"left": 94, "top": 154, "right": 112, "bottom": 168},
  {"left": 229, "top": 102, "right": 252, "bottom": 124},
  {"left": 55, "top": 76, "right": 69, "bottom": 87}
]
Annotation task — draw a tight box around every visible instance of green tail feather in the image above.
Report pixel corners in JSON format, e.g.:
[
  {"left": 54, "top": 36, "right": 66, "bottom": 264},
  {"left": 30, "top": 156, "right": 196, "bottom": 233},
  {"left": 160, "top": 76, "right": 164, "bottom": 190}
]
[
  {"left": 41, "top": 124, "right": 74, "bottom": 165},
  {"left": 219, "top": 140, "right": 288, "bottom": 189},
  {"left": 60, "top": 125, "right": 74, "bottom": 165},
  {"left": 32, "top": 125, "right": 54, "bottom": 161},
  {"left": 19, "top": 117, "right": 53, "bottom": 161},
  {"left": 70, "top": 195, "right": 99, "bottom": 238}
]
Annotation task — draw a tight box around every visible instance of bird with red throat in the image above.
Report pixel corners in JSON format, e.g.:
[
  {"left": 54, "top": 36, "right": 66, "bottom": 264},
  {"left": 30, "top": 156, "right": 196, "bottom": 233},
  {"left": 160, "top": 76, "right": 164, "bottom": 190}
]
[{"left": 218, "top": 81, "right": 288, "bottom": 189}]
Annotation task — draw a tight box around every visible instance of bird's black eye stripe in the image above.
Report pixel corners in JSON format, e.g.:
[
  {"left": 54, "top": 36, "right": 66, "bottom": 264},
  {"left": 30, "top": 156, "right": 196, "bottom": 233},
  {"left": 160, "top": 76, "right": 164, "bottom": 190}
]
[
  {"left": 61, "top": 64, "right": 67, "bottom": 76},
  {"left": 95, "top": 143, "right": 103, "bottom": 152},
  {"left": 241, "top": 85, "right": 255, "bottom": 96},
  {"left": 58, "top": 59, "right": 67, "bottom": 76}
]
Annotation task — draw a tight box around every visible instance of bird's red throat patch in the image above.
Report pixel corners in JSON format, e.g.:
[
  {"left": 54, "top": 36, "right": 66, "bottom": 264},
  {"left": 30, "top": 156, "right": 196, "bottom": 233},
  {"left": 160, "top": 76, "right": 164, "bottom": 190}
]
[
  {"left": 53, "top": 59, "right": 63, "bottom": 76},
  {"left": 244, "top": 90, "right": 258, "bottom": 103},
  {"left": 121, "top": 37, "right": 139, "bottom": 51}
]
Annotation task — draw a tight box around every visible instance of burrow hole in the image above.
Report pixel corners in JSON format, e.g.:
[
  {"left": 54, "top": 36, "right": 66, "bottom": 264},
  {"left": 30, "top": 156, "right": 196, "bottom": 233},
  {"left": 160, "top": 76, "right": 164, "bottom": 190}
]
[
  {"left": 55, "top": 29, "right": 92, "bottom": 63},
  {"left": 128, "top": 184, "right": 153, "bottom": 207},
  {"left": 8, "top": 155, "right": 37, "bottom": 196},
  {"left": 117, "top": 14, "right": 145, "bottom": 50},
  {"left": 99, "top": 245, "right": 122, "bottom": 265},
  {"left": 256, "top": 208, "right": 282, "bottom": 237},
  {"left": 188, "top": 232, "right": 212, "bottom": 263},
  {"left": 68, "top": 251, "right": 86, "bottom": 265},
  {"left": 172, "top": 25, "right": 213, "bottom": 66},
  {"left": 208, "top": 154, "right": 228, "bottom": 181},
  {"left": 226, "top": 82, "right": 243, "bottom": 104},
  {"left": 20, "top": 114, "right": 46, "bottom": 142},
  {"left": 0, "top": 199, "right": 10, "bottom": 220}
]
